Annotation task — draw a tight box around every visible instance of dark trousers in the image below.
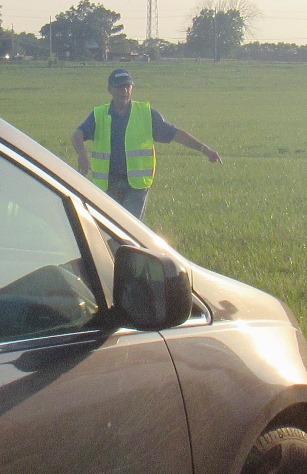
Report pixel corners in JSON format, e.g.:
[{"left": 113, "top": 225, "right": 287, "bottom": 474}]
[{"left": 106, "top": 179, "right": 149, "bottom": 220}]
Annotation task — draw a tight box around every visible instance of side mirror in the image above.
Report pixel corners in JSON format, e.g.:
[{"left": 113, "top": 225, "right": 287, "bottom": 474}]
[{"left": 113, "top": 246, "right": 192, "bottom": 331}]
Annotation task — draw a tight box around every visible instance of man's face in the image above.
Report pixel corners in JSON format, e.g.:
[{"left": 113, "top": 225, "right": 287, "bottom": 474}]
[{"left": 108, "top": 83, "right": 133, "bottom": 107}]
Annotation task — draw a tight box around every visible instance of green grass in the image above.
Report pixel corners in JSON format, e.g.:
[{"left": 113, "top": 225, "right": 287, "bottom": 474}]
[{"left": 1, "top": 59, "right": 306, "bottom": 334}]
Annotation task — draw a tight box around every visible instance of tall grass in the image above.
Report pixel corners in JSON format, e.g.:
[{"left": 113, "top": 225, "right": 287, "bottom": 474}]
[{"left": 1, "top": 59, "right": 306, "bottom": 333}]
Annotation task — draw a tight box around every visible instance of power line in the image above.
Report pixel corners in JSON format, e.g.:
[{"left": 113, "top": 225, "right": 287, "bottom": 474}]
[
  {"left": 246, "top": 37, "right": 307, "bottom": 42},
  {"left": 260, "top": 16, "right": 307, "bottom": 21},
  {"left": 4, "top": 11, "right": 307, "bottom": 23},
  {"left": 2, "top": 14, "right": 52, "bottom": 20}
]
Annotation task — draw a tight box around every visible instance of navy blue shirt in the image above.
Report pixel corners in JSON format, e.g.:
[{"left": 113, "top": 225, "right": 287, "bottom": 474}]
[{"left": 78, "top": 102, "right": 177, "bottom": 179}]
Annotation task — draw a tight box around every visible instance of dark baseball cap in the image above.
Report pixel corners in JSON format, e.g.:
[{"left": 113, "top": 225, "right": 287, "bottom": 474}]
[{"left": 108, "top": 69, "right": 134, "bottom": 87}]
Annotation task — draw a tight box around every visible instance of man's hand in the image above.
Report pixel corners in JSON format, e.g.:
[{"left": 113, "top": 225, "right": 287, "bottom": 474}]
[
  {"left": 201, "top": 145, "right": 223, "bottom": 164},
  {"left": 78, "top": 152, "right": 90, "bottom": 176}
]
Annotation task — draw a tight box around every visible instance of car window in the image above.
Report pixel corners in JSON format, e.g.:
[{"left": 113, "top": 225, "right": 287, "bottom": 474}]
[
  {"left": 97, "top": 226, "right": 123, "bottom": 258},
  {"left": 0, "top": 156, "right": 99, "bottom": 342}
]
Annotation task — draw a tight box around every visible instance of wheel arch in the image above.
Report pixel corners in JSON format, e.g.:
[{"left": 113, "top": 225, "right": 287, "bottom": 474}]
[
  {"left": 230, "top": 388, "right": 307, "bottom": 474},
  {"left": 264, "top": 402, "right": 307, "bottom": 434}
]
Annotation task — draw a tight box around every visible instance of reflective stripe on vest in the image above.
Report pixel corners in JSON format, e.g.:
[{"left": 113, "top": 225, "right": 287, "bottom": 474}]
[
  {"left": 91, "top": 101, "right": 155, "bottom": 191},
  {"left": 92, "top": 171, "right": 109, "bottom": 180},
  {"left": 92, "top": 151, "right": 111, "bottom": 159}
]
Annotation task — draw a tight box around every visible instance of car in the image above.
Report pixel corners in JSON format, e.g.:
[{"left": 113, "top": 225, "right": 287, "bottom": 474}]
[{"left": 0, "top": 117, "right": 307, "bottom": 473}]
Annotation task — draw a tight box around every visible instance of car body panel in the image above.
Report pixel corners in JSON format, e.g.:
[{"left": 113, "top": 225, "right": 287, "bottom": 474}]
[
  {"left": 0, "top": 117, "right": 307, "bottom": 473},
  {"left": 161, "top": 321, "right": 307, "bottom": 472},
  {"left": 191, "top": 263, "right": 293, "bottom": 323},
  {"left": 0, "top": 331, "right": 192, "bottom": 473}
]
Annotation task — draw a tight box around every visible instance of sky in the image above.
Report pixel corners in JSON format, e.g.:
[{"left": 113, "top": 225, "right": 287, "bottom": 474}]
[{"left": 1, "top": 0, "right": 307, "bottom": 45}]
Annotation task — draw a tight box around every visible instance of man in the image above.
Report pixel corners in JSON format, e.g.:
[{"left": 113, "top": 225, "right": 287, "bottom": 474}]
[{"left": 72, "top": 68, "right": 222, "bottom": 220}]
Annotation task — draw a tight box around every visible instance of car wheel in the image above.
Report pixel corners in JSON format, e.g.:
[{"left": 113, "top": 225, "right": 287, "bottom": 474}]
[{"left": 242, "top": 427, "right": 307, "bottom": 473}]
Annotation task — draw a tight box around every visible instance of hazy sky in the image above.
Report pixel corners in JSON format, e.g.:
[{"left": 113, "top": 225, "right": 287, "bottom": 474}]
[{"left": 1, "top": 0, "right": 307, "bottom": 44}]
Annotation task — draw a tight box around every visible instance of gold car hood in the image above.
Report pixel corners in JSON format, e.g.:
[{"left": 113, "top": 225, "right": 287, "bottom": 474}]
[{"left": 190, "top": 262, "right": 294, "bottom": 324}]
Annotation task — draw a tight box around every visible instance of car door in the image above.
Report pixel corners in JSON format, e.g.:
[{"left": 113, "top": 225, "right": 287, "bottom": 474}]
[{"left": 0, "top": 151, "right": 192, "bottom": 473}]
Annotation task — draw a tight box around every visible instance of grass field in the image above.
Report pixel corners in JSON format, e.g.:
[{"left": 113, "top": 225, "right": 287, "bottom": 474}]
[{"left": 1, "top": 59, "right": 306, "bottom": 334}]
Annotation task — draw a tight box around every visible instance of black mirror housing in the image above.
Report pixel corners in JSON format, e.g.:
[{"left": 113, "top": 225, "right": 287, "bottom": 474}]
[{"left": 113, "top": 246, "right": 192, "bottom": 331}]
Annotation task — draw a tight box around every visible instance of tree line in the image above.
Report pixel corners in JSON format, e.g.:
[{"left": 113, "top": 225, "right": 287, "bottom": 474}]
[{"left": 1, "top": 0, "right": 307, "bottom": 63}]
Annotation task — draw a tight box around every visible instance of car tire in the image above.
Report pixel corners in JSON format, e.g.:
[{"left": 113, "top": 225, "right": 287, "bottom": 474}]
[{"left": 242, "top": 427, "right": 307, "bottom": 473}]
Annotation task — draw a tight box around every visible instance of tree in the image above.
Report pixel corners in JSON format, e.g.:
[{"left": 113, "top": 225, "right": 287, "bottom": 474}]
[
  {"left": 187, "top": 1, "right": 259, "bottom": 59},
  {"left": 40, "top": 1, "right": 124, "bottom": 60},
  {"left": 187, "top": 8, "right": 243, "bottom": 59},
  {"left": 0, "top": 6, "right": 13, "bottom": 58},
  {"left": 139, "top": 38, "right": 183, "bottom": 60},
  {"left": 13, "top": 33, "right": 47, "bottom": 59},
  {"left": 0, "top": 5, "right": 4, "bottom": 54},
  {"left": 108, "top": 35, "right": 139, "bottom": 60},
  {"left": 195, "top": 1, "right": 259, "bottom": 35},
  {"left": 234, "top": 42, "right": 307, "bottom": 63}
]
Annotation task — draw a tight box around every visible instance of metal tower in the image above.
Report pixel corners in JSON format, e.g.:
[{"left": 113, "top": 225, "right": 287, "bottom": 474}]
[{"left": 146, "top": 0, "right": 159, "bottom": 40}]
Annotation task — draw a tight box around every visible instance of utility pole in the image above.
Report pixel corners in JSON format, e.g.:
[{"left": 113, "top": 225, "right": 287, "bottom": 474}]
[
  {"left": 214, "top": 9, "right": 218, "bottom": 62},
  {"left": 11, "top": 24, "right": 15, "bottom": 58},
  {"left": 49, "top": 16, "right": 53, "bottom": 57},
  {"left": 47, "top": 16, "right": 55, "bottom": 67},
  {"left": 146, "top": 0, "right": 159, "bottom": 40}
]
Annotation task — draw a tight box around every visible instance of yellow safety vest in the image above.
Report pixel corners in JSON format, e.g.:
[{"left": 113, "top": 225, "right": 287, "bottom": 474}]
[{"left": 91, "top": 101, "right": 156, "bottom": 190}]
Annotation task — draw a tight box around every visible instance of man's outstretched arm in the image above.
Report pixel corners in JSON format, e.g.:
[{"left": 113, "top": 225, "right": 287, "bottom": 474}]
[{"left": 173, "top": 128, "right": 222, "bottom": 164}]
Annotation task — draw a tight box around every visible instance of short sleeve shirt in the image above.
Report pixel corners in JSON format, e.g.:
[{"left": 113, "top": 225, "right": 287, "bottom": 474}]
[{"left": 78, "top": 102, "right": 177, "bottom": 178}]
